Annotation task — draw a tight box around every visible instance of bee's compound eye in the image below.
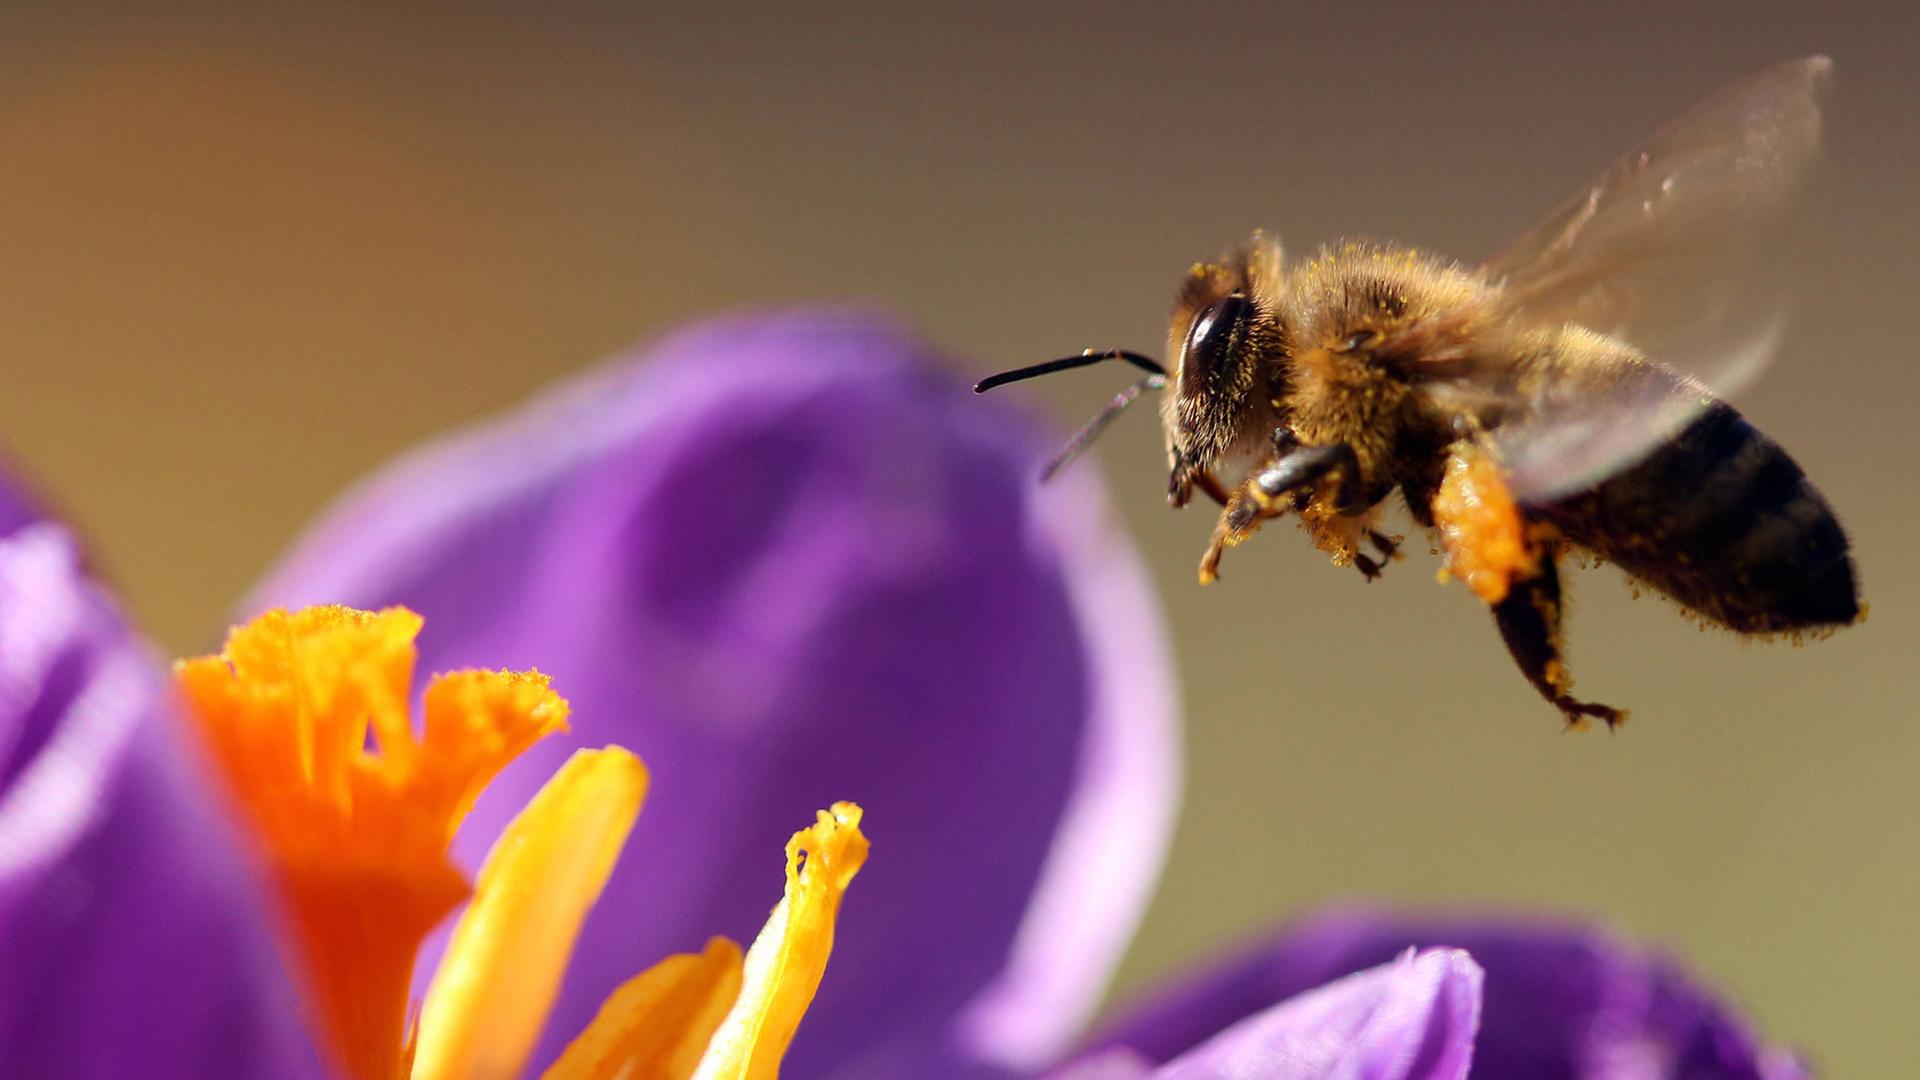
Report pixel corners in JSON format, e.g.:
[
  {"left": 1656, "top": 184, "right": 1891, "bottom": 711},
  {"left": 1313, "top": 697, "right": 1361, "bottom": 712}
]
[{"left": 1181, "top": 293, "right": 1253, "bottom": 387}]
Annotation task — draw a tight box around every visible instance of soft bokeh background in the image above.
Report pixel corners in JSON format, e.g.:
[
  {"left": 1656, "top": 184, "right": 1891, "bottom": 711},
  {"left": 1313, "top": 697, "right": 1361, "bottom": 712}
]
[{"left": 4, "top": 4, "right": 1914, "bottom": 1073}]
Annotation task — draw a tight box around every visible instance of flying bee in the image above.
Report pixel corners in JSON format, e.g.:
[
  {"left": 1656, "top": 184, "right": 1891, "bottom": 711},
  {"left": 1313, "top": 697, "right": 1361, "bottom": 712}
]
[{"left": 976, "top": 56, "right": 1860, "bottom": 726}]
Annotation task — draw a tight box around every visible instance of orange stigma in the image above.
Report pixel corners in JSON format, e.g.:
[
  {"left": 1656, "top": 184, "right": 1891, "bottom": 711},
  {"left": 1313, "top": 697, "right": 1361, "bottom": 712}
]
[{"left": 175, "top": 606, "right": 569, "bottom": 1078}]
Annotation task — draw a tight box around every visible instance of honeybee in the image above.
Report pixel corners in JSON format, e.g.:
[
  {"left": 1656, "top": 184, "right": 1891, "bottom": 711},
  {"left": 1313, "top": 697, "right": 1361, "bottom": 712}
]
[{"left": 977, "top": 56, "right": 1860, "bottom": 726}]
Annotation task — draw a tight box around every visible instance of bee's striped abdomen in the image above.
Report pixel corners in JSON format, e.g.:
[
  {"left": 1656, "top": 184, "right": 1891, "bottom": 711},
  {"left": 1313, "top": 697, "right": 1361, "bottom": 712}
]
[{"left": 1532, "top": 401, "right": 1858, "bottom": 634}]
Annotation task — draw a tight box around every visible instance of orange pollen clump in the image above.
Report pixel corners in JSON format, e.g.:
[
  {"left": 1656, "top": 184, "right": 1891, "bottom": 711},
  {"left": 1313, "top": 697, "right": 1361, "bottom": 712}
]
[
  {"left": 174, "top": 606, "right": 569, "bottom": 1080},
  {"left": 1433, "top": 446, "right": 1537, "bottom": 605}
]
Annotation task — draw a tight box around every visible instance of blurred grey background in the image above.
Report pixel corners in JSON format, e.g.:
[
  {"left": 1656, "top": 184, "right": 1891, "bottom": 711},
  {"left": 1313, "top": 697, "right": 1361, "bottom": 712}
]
[{"left": 3, "top": 4, "right": 1915, "bottom": 1073}]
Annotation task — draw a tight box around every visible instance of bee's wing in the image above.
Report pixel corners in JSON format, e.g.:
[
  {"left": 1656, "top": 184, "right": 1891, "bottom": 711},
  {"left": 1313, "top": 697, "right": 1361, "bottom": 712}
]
[
  {"left": 1478, "top": 56, "right": 1830, "bottom": 500},
  {"left": 1484, "top": 55, "right": 1829, "bottom": 349}
]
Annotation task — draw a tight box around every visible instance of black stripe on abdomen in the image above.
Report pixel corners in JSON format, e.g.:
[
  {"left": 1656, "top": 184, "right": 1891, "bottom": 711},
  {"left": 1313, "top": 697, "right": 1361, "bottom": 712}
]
[{"left": 1532, "top": 402, "right": 1859, "bottom": 634}]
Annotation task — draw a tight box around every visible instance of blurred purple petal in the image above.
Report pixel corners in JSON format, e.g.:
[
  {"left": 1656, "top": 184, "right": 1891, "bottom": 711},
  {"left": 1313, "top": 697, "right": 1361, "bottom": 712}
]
[
  {"left": 0, "top": 459, "right": 42, "bottom": 538},
  {"left": 1048, "top": 1048, "right": 1155, "bottom": 1080},
  {"left": 1053, "top": 950, "right": 1480, "bottom": 1080},
  {"left": 0, "top": 524, "right": 322, "bottom": 1077},
  {"left": 248, "top": 311, "right": 1180, "bottom": 1076},
  {"left": 1152, "top": 948, "right": 1479, "bottom": 1080},
  {"left": 1086, "top": 909, "right": 1807, "bottom": 1080}
]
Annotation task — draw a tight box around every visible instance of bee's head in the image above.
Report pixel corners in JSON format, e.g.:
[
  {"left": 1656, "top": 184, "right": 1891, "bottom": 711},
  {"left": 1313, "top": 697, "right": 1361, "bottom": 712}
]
[
  {"left": 1162, "top": 238, "right": 1286, "bottom": 505},
  {"left": 972, "top": 233, "right": 1284, "bottom": 501}
]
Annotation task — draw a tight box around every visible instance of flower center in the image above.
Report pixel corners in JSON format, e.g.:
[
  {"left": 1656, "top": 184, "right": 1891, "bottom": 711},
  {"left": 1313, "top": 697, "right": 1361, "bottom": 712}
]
[{"left": 175, "top": 605, "right": 569, "bottom": 1078}]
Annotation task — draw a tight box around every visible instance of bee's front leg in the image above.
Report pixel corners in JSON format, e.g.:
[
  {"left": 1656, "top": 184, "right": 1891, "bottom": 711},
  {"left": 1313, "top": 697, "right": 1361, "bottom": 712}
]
[
  {"left": 1193, "top": 471, "right": 1232, "bottom": 507},
  {"left": 1198, "top": 438, "right": 1360, "bottom": 584},
  {"left": 1168, "top": 466, "right": 1233, "bottom": 509}
]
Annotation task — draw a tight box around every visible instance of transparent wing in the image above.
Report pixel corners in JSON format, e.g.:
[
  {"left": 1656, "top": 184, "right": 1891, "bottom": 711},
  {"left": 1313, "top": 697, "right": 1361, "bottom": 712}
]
[
  {"left": 1479, "top": 56, "right": 1830, "bottom": 500},
  {"left": 1485, "top": 55, "right": 1829, "bottom": 349}
]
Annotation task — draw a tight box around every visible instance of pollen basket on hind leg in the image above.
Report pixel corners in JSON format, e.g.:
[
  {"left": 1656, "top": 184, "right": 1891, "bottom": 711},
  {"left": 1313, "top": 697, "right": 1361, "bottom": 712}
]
[{"left": 1433, "top": 443, "right": 1537, "bottom": 605}]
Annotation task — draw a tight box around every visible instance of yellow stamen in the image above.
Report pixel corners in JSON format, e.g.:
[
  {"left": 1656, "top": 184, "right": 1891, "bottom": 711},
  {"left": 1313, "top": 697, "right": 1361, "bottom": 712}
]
[
  {"left": 177, "top": 605, "right": 869, "bottom": 1080},
  {"left": 413, "top": 747, "right": 649, "bottom": 1080},
  {"left": 544, "top": 938, "right": 745, "bottom": 1080},
  {"left": 174, "top": 606, "right": 569, "bottom": 1079},
  {"left": 691, "top": 803, "right": 870, "bottom": 1080}
]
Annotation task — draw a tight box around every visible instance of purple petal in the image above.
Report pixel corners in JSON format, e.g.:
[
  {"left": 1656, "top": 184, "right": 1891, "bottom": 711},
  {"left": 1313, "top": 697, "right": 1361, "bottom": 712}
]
[
  {"left": 1151, "top": 948, "right": 1480, "bottom": 1080},
  {"left": 1086, "top": 909, "right": 1807, "bottom": 1080},
  {"left": 0, "top": 525, "right": 323, "bottom": 1076},
  {"left": 248, "top": 311, "right": 1180, "bottom": 1077},
  {"left": 1048, "top": 1048, "right": 1155, "bottom": 1079}
]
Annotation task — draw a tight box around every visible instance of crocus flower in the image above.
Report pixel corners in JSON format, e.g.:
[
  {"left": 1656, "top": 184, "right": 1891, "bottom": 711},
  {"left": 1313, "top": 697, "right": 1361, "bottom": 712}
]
[
  {"left": 246, "top": 312, "right": 1182, "bottom": 1076},
  {"left": 0, "top": 311, "right": 1181, "bottom": 1077},
  {"left": 1055, "top": 947, "right": 1484, "bottom": 1079},
  {"left": 1072, "top": 909, "right": 1810, "bottom": 1079}
]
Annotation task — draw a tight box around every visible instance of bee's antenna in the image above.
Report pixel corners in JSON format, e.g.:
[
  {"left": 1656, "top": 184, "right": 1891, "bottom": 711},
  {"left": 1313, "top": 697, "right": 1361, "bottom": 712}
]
[
  {"left": 973, "top": 349, "right": 1166, "bottom": 393},
  {"left": 1039, "top": 371, "right": 1168, "bottom": 481}
]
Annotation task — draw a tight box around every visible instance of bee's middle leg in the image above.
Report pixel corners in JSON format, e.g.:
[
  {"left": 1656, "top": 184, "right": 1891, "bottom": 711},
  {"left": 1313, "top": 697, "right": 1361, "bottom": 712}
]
[
  {"left": 1353, "top": 529, "right": 1404, "bottom": 583},
  {"left": 1491, "top": 552, "right": 1628, "bottom": 730}
]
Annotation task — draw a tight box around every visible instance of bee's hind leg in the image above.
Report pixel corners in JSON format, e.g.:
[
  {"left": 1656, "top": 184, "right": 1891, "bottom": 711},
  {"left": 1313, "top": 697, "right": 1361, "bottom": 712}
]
[
  {"left": 1490, "top": 552, "right": 1628, "bottom": 730},
  {"left": 1432, "top": 437, "right": 1624, "bottom": 727}
]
